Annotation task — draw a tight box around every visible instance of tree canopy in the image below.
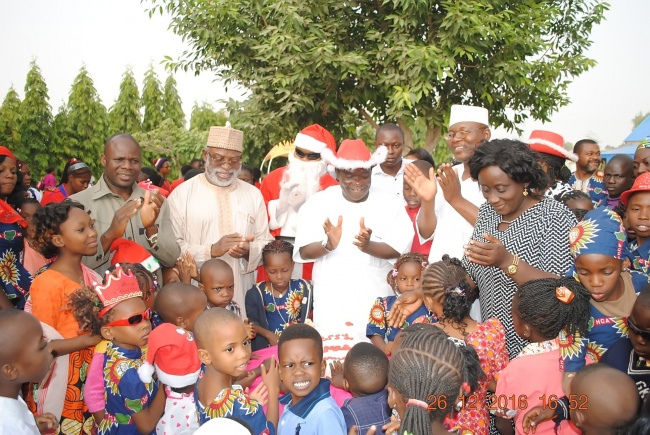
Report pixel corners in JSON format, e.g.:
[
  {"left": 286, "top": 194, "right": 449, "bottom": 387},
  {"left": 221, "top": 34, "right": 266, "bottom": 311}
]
[
  {"left": 109, "top": 68, "right": 142, "bottom": 134},
  {"left": 0, "top": 87, "right": 21, "bottom": 151},
  {"left": 141, "top": 66, "right": 165, "bottom": 132},
  {"left": 163, "top": 74, "right": 186, "bottom": 128},
  {"left": 148, "top": 0, "right": 609, "bottom": 151},
  {"left": 19, "top": 61, "right": 52, "bottom": 172}
]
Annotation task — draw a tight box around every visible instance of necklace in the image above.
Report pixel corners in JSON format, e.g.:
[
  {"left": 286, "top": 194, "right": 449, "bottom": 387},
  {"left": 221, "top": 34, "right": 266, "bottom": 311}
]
[{"left": 267, "top": 282, "right": 289, "bottom": 326}]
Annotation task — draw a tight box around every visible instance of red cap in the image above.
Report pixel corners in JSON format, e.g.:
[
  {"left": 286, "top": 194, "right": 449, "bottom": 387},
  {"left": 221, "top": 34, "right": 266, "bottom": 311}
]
[
  {"left": 110, "top": 238, "right": 160, "bottom": 273},
  {"left": 528, "top": 130, "right": 577, "bottom": 162},
  {"left": 321, "top": 139, "right": 387, "bottom": 170},
  {"left": 621, "top": 172, "right": 650, "bottom": 206},
  {"left": 294, "top": 124, "right": 337, "bottom": 154}
]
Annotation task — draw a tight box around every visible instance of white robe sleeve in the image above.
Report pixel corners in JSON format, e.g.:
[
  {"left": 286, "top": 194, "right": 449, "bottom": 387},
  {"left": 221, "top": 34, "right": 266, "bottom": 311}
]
[
  {"left": 293, "top": 193, "right": 327, "bottom": 263},
  {"left": 372, "top": 196, "right": 415, "bottom": 259},
  {"left": 168, "top": 183, "right": 213, "bottom": 263},
  {"left": 241, "top": 192, "right": 275, "bottom": 274},
  {"left": 267, "top": 199, "right": 289, "bottom": 231}
]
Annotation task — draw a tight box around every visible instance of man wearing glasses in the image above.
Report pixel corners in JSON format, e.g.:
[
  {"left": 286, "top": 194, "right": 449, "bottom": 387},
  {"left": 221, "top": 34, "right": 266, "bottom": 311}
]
[
  {"left": 168, "top": 123, "right": 274, "bottom": 314},
  {"left": 260, "top": 124, "right": 338, "bottom": 280}
]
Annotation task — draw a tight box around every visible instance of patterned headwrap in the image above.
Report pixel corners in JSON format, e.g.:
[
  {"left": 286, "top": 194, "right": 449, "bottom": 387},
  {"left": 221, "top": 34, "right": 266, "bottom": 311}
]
[
  {"left": 569, "top": 208, "right": 626, "bottom": 260},
  {"left": 636, "top": 137, "right": 650, "bottom": 151},
  {"left": 153, "top": 158, "right": 169, "bottom": 171}
]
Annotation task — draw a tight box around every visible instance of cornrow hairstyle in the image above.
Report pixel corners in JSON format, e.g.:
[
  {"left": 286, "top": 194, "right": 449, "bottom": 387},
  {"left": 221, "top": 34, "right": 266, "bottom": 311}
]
[
  {"left": 389, "top": 328, "right": 485, "bottom": 435},
  {"left": 421, "top": 255, "right": 474, "bottom": 336},
  {"left": 261, "top": 239, "right": 294, "bottom": 264},
  {"left": 107, "top": 262, "right": 158, "bottom": 301},
  {"left": 516, "top": 277, "right": 591, "bottom": 339},
  {"left": 29, "top": 201, "right": 86, "bottom": 259},
  {"left": 69, "top": 286, "right": 112, "bottom": 336},
  {"left": 386, "top": 252, "right": 429, "bottom": 292},
  {"left": 560, "top": 189, "right": 591, "bottom": 205}
]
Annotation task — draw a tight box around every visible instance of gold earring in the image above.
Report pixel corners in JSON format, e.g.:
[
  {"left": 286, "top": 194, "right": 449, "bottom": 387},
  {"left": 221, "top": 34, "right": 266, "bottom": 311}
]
[{"left": 523, "top": 188, "right": 529, "bottom": 197}]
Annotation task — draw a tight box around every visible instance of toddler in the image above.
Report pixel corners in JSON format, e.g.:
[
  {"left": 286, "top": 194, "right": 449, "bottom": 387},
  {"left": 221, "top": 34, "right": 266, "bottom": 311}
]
[
  {"left": 199, "top": 258, "right": 242, "bottom": 315},
  {"left": 154, "top": 282, "right": 207, "bottom": 331}
]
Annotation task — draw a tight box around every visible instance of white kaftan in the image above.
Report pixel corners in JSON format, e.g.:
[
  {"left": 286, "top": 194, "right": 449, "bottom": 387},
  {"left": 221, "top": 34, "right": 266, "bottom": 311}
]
[
  {"left": 293, "top": 186, "right": 414, "bottom": 344},
  {"left": 168, "top": 175, "right": 274, "bottom": 315}
]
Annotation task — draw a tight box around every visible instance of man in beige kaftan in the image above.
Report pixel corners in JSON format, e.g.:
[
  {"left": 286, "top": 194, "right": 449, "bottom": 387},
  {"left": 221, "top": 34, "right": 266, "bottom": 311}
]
[{"left": 168, "top": 124, "right": 273, "bottom": 314}]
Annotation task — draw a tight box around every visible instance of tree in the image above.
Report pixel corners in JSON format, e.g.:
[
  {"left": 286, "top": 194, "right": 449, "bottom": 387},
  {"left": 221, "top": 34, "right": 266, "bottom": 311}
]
[
  {"left": 66, "top": 66, "right": 109, "bottom": 175},
  {"left": 148, "top": 0, "right": 608, "bottom": 152},
  {"left": 109, "top": 68, "right": 142, "bottom": 134},
  {"left": 162, "top": 75, "right": 185, "bottom": 128},
  {"left": 0, "top": 87, "right": 21, "bottom": 150},
  {"left": 632, "top": 111, "right": 650, "bottom": 129},
  {"left": 50, "top": 103, "right": 72, "bottom": 165},
  {"left": 19, "top": 61, "right": 52, "bottom": 172},
  {"left": 141, "top": 66, "right": 164, "bottom": 132},
  {"left": 189, "top": 102, "right": 227, "bottom": 131}
]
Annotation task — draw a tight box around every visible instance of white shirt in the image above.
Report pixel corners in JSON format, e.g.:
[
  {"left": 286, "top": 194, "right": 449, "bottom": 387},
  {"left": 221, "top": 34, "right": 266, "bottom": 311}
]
[
  {"left": 370, "top": 159, "right": 412, "bottom": 203},
  {"left": 0, "top": 396, "right": 40, "bottom": 435}
]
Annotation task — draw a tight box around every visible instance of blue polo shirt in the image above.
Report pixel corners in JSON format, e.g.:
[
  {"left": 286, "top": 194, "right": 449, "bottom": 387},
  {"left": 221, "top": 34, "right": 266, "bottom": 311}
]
[{"left": 278, "top": 379, "right": 346, "bottom": 435}]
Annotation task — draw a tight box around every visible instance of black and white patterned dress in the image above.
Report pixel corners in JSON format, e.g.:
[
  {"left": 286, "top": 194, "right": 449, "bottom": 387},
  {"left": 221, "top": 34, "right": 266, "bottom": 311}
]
[{"left": 462, "top": 198, "right": 577, "bottom": 359}]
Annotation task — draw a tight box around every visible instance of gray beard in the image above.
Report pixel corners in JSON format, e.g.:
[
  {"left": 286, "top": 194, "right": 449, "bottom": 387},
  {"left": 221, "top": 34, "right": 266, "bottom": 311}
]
[{"left": 205, "top": 166, "right": 241, "bottom": 187}]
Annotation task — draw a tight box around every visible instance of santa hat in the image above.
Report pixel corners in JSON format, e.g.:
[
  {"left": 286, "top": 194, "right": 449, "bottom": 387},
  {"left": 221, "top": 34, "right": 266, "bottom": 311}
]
[
  {"left": 321, "top": 139, "right": 387, "bottom": 173},
  {"left": 528, "top": 130, "right": 578, "bottom": 162},
  {"left": 449, "top": 105, "right": 489, "bottom": 128},
  {"left": 110, "top": 238, "right": 160, "bottom": 273},
  {"left": 294, "top": 124, "right": 337, "bottom": 154},
  {"left": 137, "top": 323, "right": 201, "bottom": 388}
]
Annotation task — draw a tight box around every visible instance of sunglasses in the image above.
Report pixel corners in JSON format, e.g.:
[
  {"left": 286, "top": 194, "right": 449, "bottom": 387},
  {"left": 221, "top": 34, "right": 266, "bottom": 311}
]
[
  {"left": 105, "top": 308, "right": 153, "bottom": 327},
  {"left": 627, "top": 316, "right": 650, "bottom": 341},
  {"left": 295, "top": 148, "right": 321, "bottom": 160}
]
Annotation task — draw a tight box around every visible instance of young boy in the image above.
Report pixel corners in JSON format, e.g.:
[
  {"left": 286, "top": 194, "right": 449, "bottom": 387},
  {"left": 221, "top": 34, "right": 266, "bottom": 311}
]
[
  {"left": 339, "top": 343, "right": 391, "bottom": 435},
  {"left": 277, "top": 324, "right": 346, "bottom": 435},
  {"left": 622, "top": 172, "right": 650, "bottom": 274},
  {"left": 403, "top": 159, "right": 433, "bottom": 256},
  {"left": 0, "top": 310, "right": 58, "bottom": 434},
  {"left": 199, "top": 259, "right": 242, "bottom": 315},
  {"left": 154, "top": 282, "right": 208, "bottom": 331},
  {"left": 600, "top": 155, "right": 634, "bottom": 210}
]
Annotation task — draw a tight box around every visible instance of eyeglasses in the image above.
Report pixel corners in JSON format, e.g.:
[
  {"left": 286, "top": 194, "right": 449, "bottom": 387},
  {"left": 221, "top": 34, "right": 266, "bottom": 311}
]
[
  {"left": 104, "top": 308, "right": 152, "bottom": 327},
  {"left": 444, "top": 127, "right": 486, "bottom": 141},
  {"left": 627, "top": 316, "right": 650, "bottom": 341},
  {"left": 295, "top": 148, "right": 321, "bottom": 160},
  {"left": 206, "top": 152, "right": 242, "bottom": 167}
]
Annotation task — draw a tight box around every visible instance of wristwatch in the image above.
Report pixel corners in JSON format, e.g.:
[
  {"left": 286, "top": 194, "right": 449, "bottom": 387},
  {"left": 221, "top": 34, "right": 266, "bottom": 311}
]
[
  {"left": 321, "top": 238, "right": 332, "bottom": 252},
  {"left": 147, "top": 232, "right": 159, "bottom": 247},
  {"left": 506, "top": 254, "right": 519, "bottom": 276}
]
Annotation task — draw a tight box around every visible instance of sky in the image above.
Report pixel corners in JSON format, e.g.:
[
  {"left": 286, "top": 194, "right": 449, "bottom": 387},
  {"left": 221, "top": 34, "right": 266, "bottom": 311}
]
[{"left": 1, "top": 0, "right": 648, "bottom": 150}]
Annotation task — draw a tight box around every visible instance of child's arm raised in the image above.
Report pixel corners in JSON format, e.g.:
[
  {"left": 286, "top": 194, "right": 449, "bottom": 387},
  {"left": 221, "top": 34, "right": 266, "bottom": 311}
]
[
  {"left": 130, "top": 386, "right": 166, "bottom": 434},
  {"left": 50, "top": 334, "right": 101, "bottom": 357},
  {"left": 260, "top": 358, "right": 281, "bottom": 431}
]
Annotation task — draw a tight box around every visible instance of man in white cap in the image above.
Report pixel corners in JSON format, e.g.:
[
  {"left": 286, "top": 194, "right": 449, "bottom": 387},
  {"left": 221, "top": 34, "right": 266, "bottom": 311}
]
[
  {"left": 168, "top": 123, "right": 274, "bottom": 314},
  {"left": 293, "top": 139, "right": 414, "bottom": 343},
  {"left": 260, "top": 124, "right": 338, "bottom": 279}
]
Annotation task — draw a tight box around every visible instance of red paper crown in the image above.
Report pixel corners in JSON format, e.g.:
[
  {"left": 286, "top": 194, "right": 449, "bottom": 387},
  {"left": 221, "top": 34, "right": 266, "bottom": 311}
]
[{"left": 93, "top": 264, "right": 143, "bottom": 318}]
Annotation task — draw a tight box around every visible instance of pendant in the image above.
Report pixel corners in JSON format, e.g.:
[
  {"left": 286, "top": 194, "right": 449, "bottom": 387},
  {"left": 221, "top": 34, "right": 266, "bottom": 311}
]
[{"left": 266, "top": 303, "right": 276, "bottom": 313}]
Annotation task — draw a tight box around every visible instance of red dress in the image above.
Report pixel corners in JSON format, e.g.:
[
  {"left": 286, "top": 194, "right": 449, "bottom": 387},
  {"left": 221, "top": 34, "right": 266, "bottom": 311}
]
[
  {"left": 405, "top": 206, "right": 432, "bottom": 256},
  {"left": 41, "top": 185, "right": 69, "bottom": 206}
]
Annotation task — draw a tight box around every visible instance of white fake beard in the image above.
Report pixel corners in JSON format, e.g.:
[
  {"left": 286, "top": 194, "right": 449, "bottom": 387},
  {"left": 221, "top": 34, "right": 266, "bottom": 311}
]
[
  {"left": 281, "top": 153, "right": 327, "bottom": 198},
  {"left": 205, "top": 163, "right": 241, "bottom": 187}
]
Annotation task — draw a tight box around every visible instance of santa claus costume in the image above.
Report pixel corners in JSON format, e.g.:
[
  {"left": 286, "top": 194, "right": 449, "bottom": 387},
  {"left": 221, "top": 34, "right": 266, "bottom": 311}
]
[{"left": 260, "top": 124, "right": 339, "bottom": 280}]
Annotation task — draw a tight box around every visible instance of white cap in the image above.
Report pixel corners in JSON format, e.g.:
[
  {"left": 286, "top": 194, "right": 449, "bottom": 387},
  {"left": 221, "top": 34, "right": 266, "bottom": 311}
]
[{"left": 449, "top": 105, "right": 489, "bottom": 128}]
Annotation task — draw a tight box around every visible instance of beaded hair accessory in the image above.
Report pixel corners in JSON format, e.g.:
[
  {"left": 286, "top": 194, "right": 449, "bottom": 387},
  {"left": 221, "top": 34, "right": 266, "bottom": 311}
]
[
  {"left": 555, "top": 286, "right": 574, "bottom": 304},
  {"left": 406, "top": 399, "right": 429, "bottom": 409},
  {"left": 447, "top": 287, "right": 465, "bottom": 296},
  {"left": 94, "top": 264, "right": 143, "bottom": 318}
]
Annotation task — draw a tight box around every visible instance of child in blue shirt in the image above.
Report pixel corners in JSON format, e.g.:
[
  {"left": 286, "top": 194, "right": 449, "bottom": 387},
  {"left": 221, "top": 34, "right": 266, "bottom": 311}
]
[{"left": 278, "top": 324, "right": 346, "bottom": 435}]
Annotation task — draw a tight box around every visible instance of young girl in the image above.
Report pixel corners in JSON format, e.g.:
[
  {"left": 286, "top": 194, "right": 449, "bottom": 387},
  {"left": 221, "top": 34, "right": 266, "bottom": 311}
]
[
  {"left": 420, "top": 255, "right": 509, "bottom": 435},
  {"left": 245, "top": 240, "right": 313, "bottom": 351},
  {"left": 495, "top": 276, "right": 591, "bottom": 434},
  {"left": 27, "top": 201, "right": 103, "bottom": 433},
  {"left": 16, "top": 196, "right": 49, "bottom": 276},
  {"left": 40, "top": 158, "right": 92, "bottom": 206},
  {"left": 367, "top": 252, "right": 434, "bottom": 356},
  {"left": 387, "top": 324, "right": 484, "bottom": 435},
  {"left": 562, "top": 208, "right": 645, "bottom": 381},
  {"left": 70, "top": 266, "right": 166, "bottom": 434}
]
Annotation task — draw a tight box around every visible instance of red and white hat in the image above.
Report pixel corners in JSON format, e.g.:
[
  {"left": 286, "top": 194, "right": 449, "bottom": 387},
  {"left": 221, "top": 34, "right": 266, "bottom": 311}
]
[
  {"left": 110, "top": 238, "right": 160, "bottom": 273},
  {"left": 528, "top": 130, "right": 578, "bottom": 162},
  {"left": 294, "top": 124, "right": 337, "bottom": 154},
  {"left": 321, "top": 139, "right": 387, "bottom": 173},
  {"left": 137, "top": 323, "right": 201, "bottom": 388}
]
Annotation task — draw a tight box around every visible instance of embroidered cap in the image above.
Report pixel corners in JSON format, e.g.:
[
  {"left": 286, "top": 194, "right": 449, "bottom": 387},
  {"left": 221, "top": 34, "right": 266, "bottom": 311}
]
[
  {"left": 569, "top": 208, "right": 626, "bottom": 260},
  {"left": 206, "top": 122, "right": 244, "bottom": 153}
]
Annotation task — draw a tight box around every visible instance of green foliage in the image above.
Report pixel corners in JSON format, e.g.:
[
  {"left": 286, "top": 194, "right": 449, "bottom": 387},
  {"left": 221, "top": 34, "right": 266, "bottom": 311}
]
[
  {"left": 0, "top": 87, "right": 22, "bottom": 150},
  {"left": 66, "top": 66, "right": 109, "bottom": 176},
  {"left": 19, "top": 61, "right": 52, "bottom": 174},
  {"left": 133, "top": 118, "right": 207, "bottom": 179},
  {"left": 147, "top": 0, "right": 608, "bottom": 152},
  {"left": 189, "top": 102, "right": 227, "bottom": 131},
  {"left": 141, "top": 66, "right": 164, "bottom": 132},
  {"left": 632, "top": 111, "right": 650, "bottom": 129},
  {"left": 109, "top": 68, "right": 142, "bottom": 134},
  {"left": 50, "top": 104, "right": 71, "bottom": 167},
  {"left": 162, "top": 75, "right": 185, "bottom": 128}
]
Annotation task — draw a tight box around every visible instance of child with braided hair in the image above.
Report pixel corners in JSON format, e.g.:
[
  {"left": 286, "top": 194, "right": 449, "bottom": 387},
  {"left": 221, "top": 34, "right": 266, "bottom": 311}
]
[
  {"left": 366, "top": 252, "right": 435, "bottom": 356},
  {"left": 418, "top": 255, "right": 508, "bottom": 435},
  {"left": 495, "top": 276, "right": 591, "bottom": 435},
  {"left": 387, "top": 325, "right": 484, "bottom": 435},
  {"left": 245, "top": 240, "right": 313, "bottom": 350}
]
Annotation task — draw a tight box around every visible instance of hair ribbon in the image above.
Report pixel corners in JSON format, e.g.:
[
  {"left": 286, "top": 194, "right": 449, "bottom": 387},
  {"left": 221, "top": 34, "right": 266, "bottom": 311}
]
[{"left": 555, "top": 286, "right": 574, "bottom": 304}]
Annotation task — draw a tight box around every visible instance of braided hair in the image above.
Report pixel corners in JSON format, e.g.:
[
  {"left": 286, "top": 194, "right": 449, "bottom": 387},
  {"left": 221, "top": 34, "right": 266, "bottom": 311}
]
[
  {"left": 107, "top": 262, "right": 158, "bottom": 302},
  {"left": 386, "top": 252, "right": 429, "bottom": 292},
  {"left": 421, "top": 255, "right": 474, "bottom": 336},
  {"left": 29, "top": 201, "right": 86, "bottom": 259},
  {"left": 560, "top": 190, "right": 593, "bottom": 221},
  {"left": 261, "top": 240, "right": 294, "bottom": 264},
  {"left": 389, "top": 327, "right": 485, "bottom": 435},
  {"left": 516, "top": 277, "right": 591, "bottom": 338}
]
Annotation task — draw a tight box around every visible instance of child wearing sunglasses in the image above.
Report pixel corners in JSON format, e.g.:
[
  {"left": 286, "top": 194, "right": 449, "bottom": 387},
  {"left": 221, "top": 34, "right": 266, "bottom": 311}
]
[
  {"left": 70, "top": 266, "right": 166, "bottom": 434},
  {"left": 27, "top": 201, "right": 104, "bottom": 433}
]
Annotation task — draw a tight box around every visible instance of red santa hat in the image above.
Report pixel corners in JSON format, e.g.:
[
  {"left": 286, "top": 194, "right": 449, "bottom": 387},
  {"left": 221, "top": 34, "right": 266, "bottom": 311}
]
[
  {"left": 528, "top": 130, "right": 578, "bottom": 162},
  {"left": 110, "top": 238, "right": 160, "bottom": 273},
  {"left": 321, "top": 139, "right": 387, "bottom": 173},
  {"left": 137, "top": 323, "right": 201, "bottom": 388},
  {"left": 294, "top": 124, "right": 337, "bottom": 154}
]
